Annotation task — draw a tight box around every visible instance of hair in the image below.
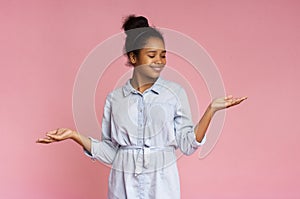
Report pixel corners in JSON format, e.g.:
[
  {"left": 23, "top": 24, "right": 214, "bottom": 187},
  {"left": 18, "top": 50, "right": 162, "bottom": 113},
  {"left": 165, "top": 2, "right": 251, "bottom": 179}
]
[{"left": 122, "top": 15, "right": 164, "bottom": 65}]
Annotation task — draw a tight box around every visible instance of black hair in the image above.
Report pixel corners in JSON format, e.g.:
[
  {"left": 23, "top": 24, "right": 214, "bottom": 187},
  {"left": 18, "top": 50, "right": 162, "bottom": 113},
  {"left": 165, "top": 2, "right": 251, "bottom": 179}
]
[{"left": 122, "top": 15, "right": 164, "bottom": 65}]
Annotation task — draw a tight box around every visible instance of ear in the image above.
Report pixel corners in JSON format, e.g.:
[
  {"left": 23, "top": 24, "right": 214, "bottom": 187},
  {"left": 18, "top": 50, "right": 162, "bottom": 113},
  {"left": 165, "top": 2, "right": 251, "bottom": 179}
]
[{"left": 129, "top": 52, "right": 137, "bottom": 64}]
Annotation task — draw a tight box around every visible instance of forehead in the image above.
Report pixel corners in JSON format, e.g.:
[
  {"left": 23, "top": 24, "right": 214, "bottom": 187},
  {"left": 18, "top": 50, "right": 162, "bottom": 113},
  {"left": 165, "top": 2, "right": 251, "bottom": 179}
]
[{"left": 142, "top": 37, "right": 165, "bottom": 51}]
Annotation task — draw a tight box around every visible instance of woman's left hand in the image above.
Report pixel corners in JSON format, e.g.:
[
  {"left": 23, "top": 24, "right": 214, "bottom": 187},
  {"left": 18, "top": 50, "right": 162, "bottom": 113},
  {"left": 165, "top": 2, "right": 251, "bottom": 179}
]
[{"left": 210, "top": 95, "right": 247, "bottom": 112}]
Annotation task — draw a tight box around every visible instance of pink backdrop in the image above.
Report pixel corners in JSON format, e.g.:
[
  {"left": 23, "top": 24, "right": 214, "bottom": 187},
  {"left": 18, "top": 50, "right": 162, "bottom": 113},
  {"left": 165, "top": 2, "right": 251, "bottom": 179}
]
[{"left": 1, "top": 0, "right": 299, "bottom": 198}]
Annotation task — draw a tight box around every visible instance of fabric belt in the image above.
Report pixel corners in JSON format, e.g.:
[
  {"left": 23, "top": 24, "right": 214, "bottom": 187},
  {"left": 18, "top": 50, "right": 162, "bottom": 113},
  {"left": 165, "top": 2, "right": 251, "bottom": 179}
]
[{"left": 120, "top": 145, "right": 174, "bottom": 176}]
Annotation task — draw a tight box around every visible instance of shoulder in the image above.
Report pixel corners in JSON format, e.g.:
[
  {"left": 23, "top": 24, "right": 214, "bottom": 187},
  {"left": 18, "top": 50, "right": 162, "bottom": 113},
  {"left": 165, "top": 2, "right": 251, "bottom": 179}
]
[
  {"left": 106, "top": 87, "right": 123, "bottom": 101},
  {"left": 157, "top": 77, "right": 185, "bottom": 93}
]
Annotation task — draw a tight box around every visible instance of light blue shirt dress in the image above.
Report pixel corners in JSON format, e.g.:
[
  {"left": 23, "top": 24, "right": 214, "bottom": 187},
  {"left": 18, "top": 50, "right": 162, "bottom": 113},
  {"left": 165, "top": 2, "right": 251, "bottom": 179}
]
[{"left": 85, "top": 77, "right": 206, "bottom": 199}]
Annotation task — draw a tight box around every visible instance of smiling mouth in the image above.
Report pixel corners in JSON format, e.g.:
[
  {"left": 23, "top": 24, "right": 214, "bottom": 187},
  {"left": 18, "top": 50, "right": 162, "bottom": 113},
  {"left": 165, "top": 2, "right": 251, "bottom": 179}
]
[{"left": 150, "top": 65, "right": 164, "bottom": 72}]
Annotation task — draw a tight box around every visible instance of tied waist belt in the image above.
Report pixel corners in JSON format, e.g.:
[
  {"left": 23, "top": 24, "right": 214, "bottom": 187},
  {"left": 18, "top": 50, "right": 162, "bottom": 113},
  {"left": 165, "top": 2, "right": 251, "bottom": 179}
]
[{"left": 120, "top": 145, "right": 175, "bottom": 176}]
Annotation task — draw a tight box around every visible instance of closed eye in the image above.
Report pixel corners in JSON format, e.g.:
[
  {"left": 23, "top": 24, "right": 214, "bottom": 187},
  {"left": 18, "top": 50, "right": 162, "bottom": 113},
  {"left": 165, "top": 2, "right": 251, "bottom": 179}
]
[{"left": 146, "top": 50, "right": 167, "bottom": 59}]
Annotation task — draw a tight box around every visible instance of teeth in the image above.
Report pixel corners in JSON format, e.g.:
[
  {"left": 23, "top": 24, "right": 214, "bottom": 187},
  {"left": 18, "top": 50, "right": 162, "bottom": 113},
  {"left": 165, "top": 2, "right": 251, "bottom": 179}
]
[
  {"left": 151, "top": 66, "right": 163, "bottom": 72},
  {"left": 153, "top": 68, "right": 161, "bottom": 71}
]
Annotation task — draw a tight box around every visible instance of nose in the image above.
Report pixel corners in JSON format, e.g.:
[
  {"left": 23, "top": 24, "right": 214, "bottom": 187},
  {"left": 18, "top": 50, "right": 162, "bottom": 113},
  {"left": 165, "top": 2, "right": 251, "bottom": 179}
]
[
  {"left": 155, "top": 59, "right": 162, "bottom": 64},
  {"left": 154, "top": 56, "right": 163, "bottom": 65}
]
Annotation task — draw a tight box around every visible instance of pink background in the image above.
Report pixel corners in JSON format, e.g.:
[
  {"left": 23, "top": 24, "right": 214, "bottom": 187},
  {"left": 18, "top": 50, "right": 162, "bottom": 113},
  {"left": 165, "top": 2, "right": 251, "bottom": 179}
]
[{"left": 1, "top": 0, "right": 300, "bottom": 198}]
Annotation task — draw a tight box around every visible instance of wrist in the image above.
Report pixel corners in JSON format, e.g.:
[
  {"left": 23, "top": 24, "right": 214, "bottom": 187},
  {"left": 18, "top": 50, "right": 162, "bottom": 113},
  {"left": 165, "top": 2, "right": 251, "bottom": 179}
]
[
  {"left": 207, "top": 103, "right": 217, "bottom": 115},
  {"left": 70, "top": 130, "right": 79, "bottom": 141}
]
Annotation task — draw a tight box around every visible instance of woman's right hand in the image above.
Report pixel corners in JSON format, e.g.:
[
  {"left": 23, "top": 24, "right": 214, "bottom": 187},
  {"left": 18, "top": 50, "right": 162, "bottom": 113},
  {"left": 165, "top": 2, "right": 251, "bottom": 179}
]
[{"left": 36, "top": 128, "right": 76, "bottom": 144}]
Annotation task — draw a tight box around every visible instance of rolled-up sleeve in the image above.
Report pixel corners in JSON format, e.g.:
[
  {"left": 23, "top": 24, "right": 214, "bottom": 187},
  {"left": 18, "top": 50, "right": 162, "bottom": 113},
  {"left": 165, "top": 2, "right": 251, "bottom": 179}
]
[
  {"left": 84, "top": 93, "right": 119, "bottom": 165},
  {"left": 174, "top": 87, "right": 206, "bottom": 155}
]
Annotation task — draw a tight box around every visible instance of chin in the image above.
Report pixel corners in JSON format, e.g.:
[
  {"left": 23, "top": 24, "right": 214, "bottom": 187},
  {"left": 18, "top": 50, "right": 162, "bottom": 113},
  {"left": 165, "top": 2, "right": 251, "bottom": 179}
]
[{"left": 150, "top": 73, "right": 161, "bottom": 79}]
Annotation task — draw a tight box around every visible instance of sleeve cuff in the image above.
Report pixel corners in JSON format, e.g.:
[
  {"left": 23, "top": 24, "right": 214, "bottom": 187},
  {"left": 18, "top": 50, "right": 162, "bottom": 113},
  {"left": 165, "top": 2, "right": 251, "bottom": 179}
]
[
  {"left": 191, "top": 126, "right": 207, "bottom": 147},
  {"left": 193, "top": 134, "right": 206, "bottom": 146},
  {"left": 83, "top": 137, "right": 99, "bottom": 161}
]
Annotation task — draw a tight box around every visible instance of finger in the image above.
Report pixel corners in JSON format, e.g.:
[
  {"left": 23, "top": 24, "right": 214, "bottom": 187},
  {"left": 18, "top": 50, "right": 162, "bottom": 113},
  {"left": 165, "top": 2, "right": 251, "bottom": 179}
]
[
  {"left": 224, "top": 96, "right": 247, "bottom": 108},
  {"left": 241, "top": 96, "right": 248, "bottom": 101},
  {"left": 225, "top": 95, "right": 233, "bottom": 100},
  {"left": 236, "top": 97, "right": 247, "bottom": 103},
  {"left": 236, "top": 96, "right": 247, "bottom": 101},
  {"left": 225, "top": 102, "right": 231, "bottom": 108},
  {"left": 46, "top": 129, "right": 59, "bottom": 135},
  {"left": 230, "top": 98, "right": 246, "bottom": 106},
  {"left": 47, "top": 133, "right": 66, "bottom": 141},
  {"left": 46, "top": 133, "right": 59, "bottom": 140},
  {"left": 36, "top": 138, "right": 54, "bottom": 144},
  {"left": 57, "top": 128, "right": 65, "bottom": 133}
]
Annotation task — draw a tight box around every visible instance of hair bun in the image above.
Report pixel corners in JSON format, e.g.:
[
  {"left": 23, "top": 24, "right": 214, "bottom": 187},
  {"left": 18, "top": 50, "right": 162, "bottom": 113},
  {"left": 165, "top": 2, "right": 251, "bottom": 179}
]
[{"left": 122, "top": 15, "right": 149, "bottom": 32}]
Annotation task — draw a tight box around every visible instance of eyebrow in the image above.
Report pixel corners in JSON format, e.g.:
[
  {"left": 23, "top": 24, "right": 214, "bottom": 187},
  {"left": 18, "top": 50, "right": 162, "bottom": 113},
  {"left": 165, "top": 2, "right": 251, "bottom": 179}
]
[{"left": 146, "top": 50, "right": 167, "bottom": 53}]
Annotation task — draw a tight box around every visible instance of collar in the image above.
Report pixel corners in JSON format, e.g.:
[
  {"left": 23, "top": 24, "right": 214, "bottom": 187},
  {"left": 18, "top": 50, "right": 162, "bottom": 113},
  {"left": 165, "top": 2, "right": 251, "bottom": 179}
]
[{"left": 122, "top": 77, "right": 164, "bottom": 97}]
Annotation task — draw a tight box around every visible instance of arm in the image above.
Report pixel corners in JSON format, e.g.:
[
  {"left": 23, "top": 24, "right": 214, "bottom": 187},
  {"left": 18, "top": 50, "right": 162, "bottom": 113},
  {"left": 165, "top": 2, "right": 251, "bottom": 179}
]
[
  {"left": 174, "top": 87, "right": 206, "bottom": 155},
  {"left": 194, "top": 106, "right": 215, "bottom": 143},
  {"left": 194, "top": 95, "right": 247, "bottom": 142}
]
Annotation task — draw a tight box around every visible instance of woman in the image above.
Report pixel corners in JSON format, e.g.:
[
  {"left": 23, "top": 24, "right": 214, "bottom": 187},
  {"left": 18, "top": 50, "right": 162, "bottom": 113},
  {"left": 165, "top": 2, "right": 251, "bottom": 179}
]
[{"left": 37, "top": 15, "right": 247, "bottom": 199}]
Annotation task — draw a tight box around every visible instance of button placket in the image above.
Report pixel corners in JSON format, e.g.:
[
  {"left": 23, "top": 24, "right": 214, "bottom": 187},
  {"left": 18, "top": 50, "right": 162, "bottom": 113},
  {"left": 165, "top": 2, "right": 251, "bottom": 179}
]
[{"left": 137, "top": 95, "right": 144, "bottom": 146}]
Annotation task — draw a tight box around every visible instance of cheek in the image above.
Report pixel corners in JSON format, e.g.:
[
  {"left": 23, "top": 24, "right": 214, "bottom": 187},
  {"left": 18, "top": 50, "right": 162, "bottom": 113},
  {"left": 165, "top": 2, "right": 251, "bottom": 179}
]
[
  {"left": 137, "top": 55, "right": 150, "bottom": 65},
  {"left": 142, "top": 57, "right": 153, "bottom": 65}
]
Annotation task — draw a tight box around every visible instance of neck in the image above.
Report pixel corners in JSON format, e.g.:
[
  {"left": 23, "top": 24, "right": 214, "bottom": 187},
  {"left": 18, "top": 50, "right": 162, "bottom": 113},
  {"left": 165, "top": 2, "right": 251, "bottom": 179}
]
[{"left": 130, "top": 72, "right": 158, "bottom": 93}]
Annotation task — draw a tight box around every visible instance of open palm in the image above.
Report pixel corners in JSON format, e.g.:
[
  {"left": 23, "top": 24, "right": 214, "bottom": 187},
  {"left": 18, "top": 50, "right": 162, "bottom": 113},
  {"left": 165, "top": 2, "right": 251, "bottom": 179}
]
[
  {"left": 211, "top": 95, "right": 247, "bottom": 112},
  {"left": 36, "top": 128, "right": 74, "bottom": 144}
]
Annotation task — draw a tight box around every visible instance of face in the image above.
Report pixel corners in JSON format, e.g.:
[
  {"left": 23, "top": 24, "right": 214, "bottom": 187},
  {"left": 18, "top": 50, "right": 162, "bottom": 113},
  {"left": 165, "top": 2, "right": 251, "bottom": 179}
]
[{"left": 131, "top": 37, "right": 166, "bottom": 81}]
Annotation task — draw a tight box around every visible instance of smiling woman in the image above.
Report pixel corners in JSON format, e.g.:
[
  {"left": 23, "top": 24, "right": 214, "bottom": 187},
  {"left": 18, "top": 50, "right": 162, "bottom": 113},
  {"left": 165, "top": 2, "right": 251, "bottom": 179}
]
[{"left": 37, "top": 14, "right": 247, "bottom": 199}]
